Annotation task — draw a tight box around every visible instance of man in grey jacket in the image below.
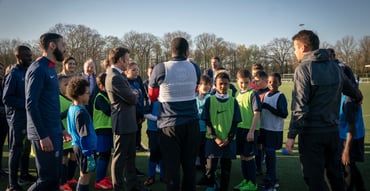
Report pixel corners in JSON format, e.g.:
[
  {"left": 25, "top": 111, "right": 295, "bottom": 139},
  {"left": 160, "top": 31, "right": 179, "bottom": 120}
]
[
  {"left": 285, "top": 30, "right": 362, "bottom": 191},
  {"left": 105, "top": 47, "right": 146, "bottom": 191}
]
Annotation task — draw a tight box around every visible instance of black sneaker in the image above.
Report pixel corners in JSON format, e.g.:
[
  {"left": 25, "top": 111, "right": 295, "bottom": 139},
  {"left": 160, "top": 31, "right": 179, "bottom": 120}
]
[
  {"left": 136, "top": 168, "right": 145, "bottom": 177},
  {"left": 18, "top": 174, "right": 37, "bottom": 186},
  {"left": 6, "top": 184, "right": 23, "bottom": 191}
]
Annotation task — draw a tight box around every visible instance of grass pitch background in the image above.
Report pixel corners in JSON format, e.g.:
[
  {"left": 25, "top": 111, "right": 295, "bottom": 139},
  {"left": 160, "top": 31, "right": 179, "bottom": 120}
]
[{"left": 0, "top": 82, "right": 369, "bottom": 190}]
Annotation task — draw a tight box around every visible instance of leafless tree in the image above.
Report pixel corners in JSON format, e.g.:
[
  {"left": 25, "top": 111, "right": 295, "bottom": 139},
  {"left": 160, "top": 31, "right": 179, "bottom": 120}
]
[
  {"left": 235, "top": 44, "right": 262, "bottom": 72},
  {"left": 357, "top": 36, "right": 370, "bottom": 75},
  {"left": 162, "top": 31, "right": 192, "bottom": 60},
  {"left": 335, "top": 36, "right": 357, "bottom": 73},
  {"left": 1, "top": 23, "right": 370, "bottom": 78},
  {"left": 262, "top": 38, "right": 293, "bottom": 74},
  {"left": 194, "top": 33, "right": 216, "bottom": 71},
  {"left": 49, "top": 23, "right": 106, "bottom": 74}
]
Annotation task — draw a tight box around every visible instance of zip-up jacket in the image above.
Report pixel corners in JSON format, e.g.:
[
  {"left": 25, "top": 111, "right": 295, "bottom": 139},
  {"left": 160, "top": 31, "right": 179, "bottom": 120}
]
[
  {"left": 288, "top": 49, "right": 361, "bottom": 139},
  {"left": 2, "top": 64, "right": 27, "bottom": 127},
  {"left": 26, "top": 57, "right": 61, "bottom": 140}
]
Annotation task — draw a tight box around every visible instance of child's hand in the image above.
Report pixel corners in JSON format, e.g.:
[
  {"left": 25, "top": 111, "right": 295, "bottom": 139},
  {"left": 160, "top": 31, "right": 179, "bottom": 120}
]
[
  {"left": 62, "top": 130, "right": 72, "bottom": 143},
  {"left": 341, "top": 148, "right": 350, "bottom": 166},
  {"left": 87, "top": 155, "right": 96, "bottom": 172},
  {"left": 246, "top": 131, "right": 254, "bottom": 142},
  {"left": 214, "top": 137, "right": 223, "bottom": 146},
  {"left": 219, "top": 138, "right": 229, "bottom": 147}
]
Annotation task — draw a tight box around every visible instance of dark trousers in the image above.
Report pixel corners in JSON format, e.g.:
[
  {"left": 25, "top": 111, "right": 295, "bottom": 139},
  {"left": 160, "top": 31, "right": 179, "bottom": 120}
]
[
  {"left": 159, "top": 120, "right": 200, "bottom": 191},
  {"left": 198, "top": 132, "right": 207, "bottom": 175},
  {"left": 147, "top": 131, "right": 161, "bottom": 163},
  {"left": 298, "top": 130, "right": 344, "bottom": 191},
  {"left": 8, "top": 125, "right": 31, "bottom": 185},
  {"left": 264, "top": 147, "right": 277, "bottom": 188},
  {"left": 111, "top": 132, "right": 143, "bottom": 191},
  {"left": 205, "top": 158, "right": 232, "bottom": 191},
  {"left": 0, "top": 113, "right": 8, "bottom": 170},
  {"left": 28, "top": 135, "right": 62, "bottom": 191},
  {"left": 343, "top": 163, "right": 365, "bottom": 191},
  {"left": 136, "top": 123, "right": 143, "bottom": 147}
]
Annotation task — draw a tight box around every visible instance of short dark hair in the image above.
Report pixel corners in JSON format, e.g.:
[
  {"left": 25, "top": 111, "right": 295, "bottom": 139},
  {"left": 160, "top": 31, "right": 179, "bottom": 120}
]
[
  {"left": 252, "top": 63, "right": 263, "bottom": 72},
  {"left": 327, "top": 48, "right": 336, "bottom": 59},
  {"left": 39, "top": 33, "right": 63, "bottom": 51},
  {"left": 66, "top": 76, "right": 90, "bottom": 100},
  {"left": 269, "top": 72, "right": 282, "bottom": 84},
  {"left": 215, "top": 71, "right": 230, "bottom": 82},
  {"left": 171, "top": 37, "right": 189, "bottom": 57},
  {"left": 109, "top": 47, "right": 129, "bottom": 64},
  {"left": 14, "top": 45, "right": 31, "bottom": 56},
  {"left": 254, "top": 70, "right": 268, "bottom": 80},
  {"left": 96, "top": 72, "right": 107, "bottom": 87},
  {"left": 237, "top": 68, "right": 252, "bottom": 80},
  {"left": 211, "top": 56, "right": 220, "bottom": 62},
  {"left": 63, "top": 56, "right": 76, "bottom": 65},
  {"left": 292, "top": 30, "right": 320, "bottom": 51},
  {"left": 200, "top": 75, "right": 212, "bottom": 85}
]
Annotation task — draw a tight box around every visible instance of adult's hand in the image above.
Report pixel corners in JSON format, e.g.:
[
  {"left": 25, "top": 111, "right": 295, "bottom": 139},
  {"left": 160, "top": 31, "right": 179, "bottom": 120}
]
[{"left": 40, "top": 136, "right": 54, "bottom": 152}]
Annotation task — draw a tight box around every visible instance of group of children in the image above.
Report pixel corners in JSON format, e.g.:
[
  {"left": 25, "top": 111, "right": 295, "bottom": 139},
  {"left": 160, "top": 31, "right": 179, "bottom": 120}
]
[
  {"left": 56, "top": 59, "right": 363, "bottom": 191},
  {"left": 58, "top": 74, "right": 109, "bottom": 191},
  {"left": 57, "top": 61, "right": 157, "bottom": 191},
  {"left": 195, "top": 64, "right": 288, "bottom": 191}
]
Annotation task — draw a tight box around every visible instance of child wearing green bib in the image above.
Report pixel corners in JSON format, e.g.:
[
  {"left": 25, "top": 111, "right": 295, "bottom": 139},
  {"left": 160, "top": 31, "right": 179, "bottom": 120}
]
[
  {"left": 201, "top": 72, "right": 241, "bottom": 191},
  {"left": 59, "top": 75, "right": 77, "bottom": 191},
  {"left": 234, "top": 69, "right": 262, "bottom": 191}
]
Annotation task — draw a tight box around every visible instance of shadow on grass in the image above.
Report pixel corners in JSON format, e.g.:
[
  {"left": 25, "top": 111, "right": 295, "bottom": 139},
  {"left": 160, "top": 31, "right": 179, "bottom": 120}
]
[{"left": 0, "top": 145, "right": 369, "bottom": 191}]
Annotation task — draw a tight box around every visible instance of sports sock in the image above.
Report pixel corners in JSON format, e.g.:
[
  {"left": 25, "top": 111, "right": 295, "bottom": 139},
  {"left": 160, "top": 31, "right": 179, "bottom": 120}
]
[
  {"left": 148, "top": 161, "right": 157, "bottom": 178},
  {"left": 96, "top": 158, "right": 109, "bottom": 182},
  {"left": 61, "top": 163, "right": 68, "bottom": 184},
  {"left": 241, "top": 160, "right": 248, "bottom": 180},
  {"left": 246, "top": 158, "right": 256, "bottom": 184},
  {"left": 67, "top": 159, "right": 77, "bottom": 180}
]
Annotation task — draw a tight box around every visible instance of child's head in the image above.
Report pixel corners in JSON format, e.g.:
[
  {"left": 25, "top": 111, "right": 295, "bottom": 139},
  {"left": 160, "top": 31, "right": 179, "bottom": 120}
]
[
  {"left": 253, "top": 70, "right": 268, "bottom": 90},
  {"left": 236, "top": 69, "right": 252, "bottom": 91},
  {"left": 198, "top": 75, "right": 212, "bottom": 95},
  {"left": 96, "top": 72, "right": 107, "bottom": 92},
  {"left": 268, "top": 72, "right": 282, "bottom": 92},
  {"left": 125, "top": 62, "right": 139, "bottom": 79},
  {"left": 66, "top": 77, "right": 90, "bottom": 105},
  {"left": 214, "top": 72, "right": 230, "bottom": 95},
  {"left": 58, "top": 75, "right": 71, "bottom": 96},
  {"left": 251, "top": 63, "right": 264, "bottom": 77}
]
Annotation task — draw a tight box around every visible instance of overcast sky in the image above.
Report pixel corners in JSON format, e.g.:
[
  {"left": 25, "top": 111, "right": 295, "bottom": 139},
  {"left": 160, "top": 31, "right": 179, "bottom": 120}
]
[{"left": 1, "top": 0, "right": 369, "bottom": 46}]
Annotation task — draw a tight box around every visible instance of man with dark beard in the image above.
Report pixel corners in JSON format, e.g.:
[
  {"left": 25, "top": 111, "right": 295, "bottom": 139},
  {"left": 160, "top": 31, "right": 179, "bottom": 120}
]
[
  {"left": 25, "top": 33, "right": 71, "bottom": 191},
  {"left": 2, "top": 45, "right": 36, "bottom": 191}
]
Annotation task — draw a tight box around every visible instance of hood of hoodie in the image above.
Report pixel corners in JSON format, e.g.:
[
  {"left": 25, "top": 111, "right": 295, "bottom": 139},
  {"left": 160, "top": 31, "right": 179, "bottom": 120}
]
[{"left": 302, "top": 49, "right": 330, "bottom": 63}]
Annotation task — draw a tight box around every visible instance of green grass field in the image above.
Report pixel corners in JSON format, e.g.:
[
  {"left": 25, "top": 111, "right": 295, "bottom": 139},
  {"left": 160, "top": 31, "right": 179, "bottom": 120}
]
[{"left": 0, "top": 82, "right": 369, "bottom": 190}]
